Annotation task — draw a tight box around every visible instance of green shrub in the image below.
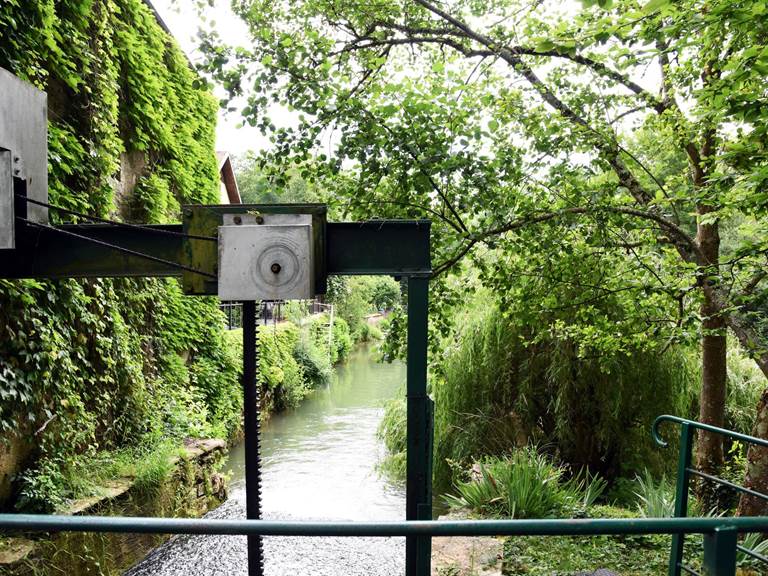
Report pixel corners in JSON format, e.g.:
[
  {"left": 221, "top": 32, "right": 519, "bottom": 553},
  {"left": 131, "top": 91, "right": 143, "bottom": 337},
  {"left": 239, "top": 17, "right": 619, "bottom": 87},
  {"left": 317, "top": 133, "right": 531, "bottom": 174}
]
[
  {"left": 331, "top": 317, "right": 352, "bottom": 362},
  {"left": 257, "top": 324, "right": 308, "bottom": 411},
  {"left": 737, "top": 533, "right": 768, "bottom": 571},
  {"left": 326, "top": 276, "right": 401, "bottom": 341},
  {"left": 377, "top": 395, "right": 407, "bottom": 481},
  {"left": 370, "top": 277, "right": 401, "bottom": 311},
  {"left": 430, "top": 297, "right": 698, "bottom": 489},
  {"left": 632, "top": 469, "right": 706, "bottom": 518},
  {"left": 633, "top": 469, "right": 676, "bottom": 518},
  {"left": 726, "top": 340, "right": 766, "bottom": 435},
  {"left": 444, "top": 449, "right": 606, "bottom": 519},
  {"left": 358, "top": 321, "right": 383, "bottom": 343},
  {"left": 294, "top": 337, "right": 332, "bottom": 388}
]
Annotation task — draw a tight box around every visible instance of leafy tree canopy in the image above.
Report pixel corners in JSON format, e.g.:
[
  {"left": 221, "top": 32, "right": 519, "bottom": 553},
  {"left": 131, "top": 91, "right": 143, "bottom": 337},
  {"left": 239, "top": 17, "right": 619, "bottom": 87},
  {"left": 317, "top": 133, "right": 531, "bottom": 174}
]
[{"left": 197, "top": 0, "right": 767, "bottom": 371}]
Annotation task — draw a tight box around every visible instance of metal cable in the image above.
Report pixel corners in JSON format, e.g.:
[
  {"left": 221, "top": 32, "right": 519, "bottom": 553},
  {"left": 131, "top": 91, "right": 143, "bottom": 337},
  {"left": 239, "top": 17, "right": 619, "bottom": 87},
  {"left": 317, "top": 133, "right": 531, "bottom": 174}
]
[
  {"left": 16, "top": 194, "right": 218, "bottom": 242},
  {"left": 17, "top": 217, "right": 217, "bottom": 279}
]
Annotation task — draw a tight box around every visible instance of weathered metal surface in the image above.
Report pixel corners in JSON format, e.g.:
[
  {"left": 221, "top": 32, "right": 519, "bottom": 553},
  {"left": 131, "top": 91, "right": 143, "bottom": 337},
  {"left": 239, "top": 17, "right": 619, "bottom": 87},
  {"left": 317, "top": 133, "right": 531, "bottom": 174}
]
[
  {"left": 218, "top": 218, "right": 313, "bottom": 301},
  {"left": 182, "top": 204, "right": 327, "bottom": 296},
  {"left": 0, "top": 219, "right": 431, "bottom": 282},
  {"left": 242, "top": 301, "right": 265, "bottom": 576},
  {"left": 0, "top": 150, "right": 12, "bottom": 248},
  {"left": 0, "top": 67, "right": 47, "bottom": 223},
  {"left": 702, "top": 527, "right": 737, "bottom": 576},
  {"left": 327, "top": 221, "right": 431, "bottom": 277},
  {"left": 0, "top": 222, "right": 186, "bottom": 278}
]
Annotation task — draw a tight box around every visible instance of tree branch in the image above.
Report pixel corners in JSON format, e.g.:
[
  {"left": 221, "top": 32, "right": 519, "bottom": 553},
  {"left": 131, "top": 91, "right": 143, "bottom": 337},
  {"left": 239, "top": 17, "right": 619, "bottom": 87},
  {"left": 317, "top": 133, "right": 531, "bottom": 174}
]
[{"left": 432, "top": 204, "right": 702, "bottom": 278}]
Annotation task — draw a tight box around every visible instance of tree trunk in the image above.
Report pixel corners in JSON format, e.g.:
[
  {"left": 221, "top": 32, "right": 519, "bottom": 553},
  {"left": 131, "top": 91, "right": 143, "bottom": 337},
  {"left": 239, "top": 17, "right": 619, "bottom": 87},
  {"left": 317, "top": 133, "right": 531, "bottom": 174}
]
[
  {"left": 695, "top": 209, "right": 727, "bottom": 478},
  {"left": 738, "top": 390, "right": 768, "bottom": 516},
  {"left": 697, "top": 289, "right": 727, "bottom": 474}
]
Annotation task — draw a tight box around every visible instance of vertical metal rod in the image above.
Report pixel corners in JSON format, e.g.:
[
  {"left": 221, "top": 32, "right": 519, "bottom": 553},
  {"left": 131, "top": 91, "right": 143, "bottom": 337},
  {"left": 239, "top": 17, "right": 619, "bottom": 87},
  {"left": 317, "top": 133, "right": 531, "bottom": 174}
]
[
  {"left": 242, "top": 300, "right": 264, "bottom": 576},
  {"left": 702, "top": 527, "right": 737, "bottom": 576},
  {"left": 406, "top": 276, "right": 432, "bottom": 576},
  {"left": 669, "top": 422, "right": 694, "bottom": 576}
]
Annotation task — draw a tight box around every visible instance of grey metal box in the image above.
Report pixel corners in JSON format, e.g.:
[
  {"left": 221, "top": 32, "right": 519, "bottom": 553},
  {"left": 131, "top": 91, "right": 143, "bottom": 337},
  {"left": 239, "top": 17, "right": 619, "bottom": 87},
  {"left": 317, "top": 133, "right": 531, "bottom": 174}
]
[
  {"left": 0, "top": 67, "right": 48, "bottom": 239},
  {"left": 218, "top": 220, "right": 315, "bottom": 301}
]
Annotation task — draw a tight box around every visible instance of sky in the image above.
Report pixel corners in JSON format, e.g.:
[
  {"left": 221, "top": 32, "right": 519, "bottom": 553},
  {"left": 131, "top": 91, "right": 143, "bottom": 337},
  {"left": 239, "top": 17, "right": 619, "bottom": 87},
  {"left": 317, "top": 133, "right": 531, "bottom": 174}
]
[
  {"left": 150, "top": 0, "right": 280, "bottom": 155},
  {"left": 151, "top": 0, "right": 662, "bottom": 158}
]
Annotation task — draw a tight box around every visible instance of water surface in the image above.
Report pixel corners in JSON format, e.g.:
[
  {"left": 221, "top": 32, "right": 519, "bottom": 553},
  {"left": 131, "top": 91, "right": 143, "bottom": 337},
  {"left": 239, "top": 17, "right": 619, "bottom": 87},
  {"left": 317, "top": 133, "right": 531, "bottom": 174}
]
[{"left": 127, "top": 343, "right": 406, "bottom": 576}]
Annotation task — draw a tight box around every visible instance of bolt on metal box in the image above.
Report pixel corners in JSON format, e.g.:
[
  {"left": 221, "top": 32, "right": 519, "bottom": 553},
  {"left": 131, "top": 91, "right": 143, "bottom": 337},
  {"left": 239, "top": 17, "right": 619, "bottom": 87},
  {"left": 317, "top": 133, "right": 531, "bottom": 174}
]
[{"left": 218, "top": 213, "right": 315, "bottom": 301}]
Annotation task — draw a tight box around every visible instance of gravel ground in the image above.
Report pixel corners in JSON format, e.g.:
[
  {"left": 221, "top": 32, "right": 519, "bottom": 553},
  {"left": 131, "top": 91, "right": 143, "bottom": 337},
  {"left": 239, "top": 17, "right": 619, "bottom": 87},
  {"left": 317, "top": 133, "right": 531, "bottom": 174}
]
[{"left": 125, "top": 499, "right": 405, "bottom": 576}]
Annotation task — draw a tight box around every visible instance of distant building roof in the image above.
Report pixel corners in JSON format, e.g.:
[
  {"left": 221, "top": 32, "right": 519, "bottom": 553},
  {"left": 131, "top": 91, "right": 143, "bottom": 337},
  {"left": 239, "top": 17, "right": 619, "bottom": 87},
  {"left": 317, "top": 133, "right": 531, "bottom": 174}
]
[
  {"left": 142, "top": 0, "right": 173, "bottom": 35},
  {"left": 217, "top": 152, "right": 241, "bottom": 204}
]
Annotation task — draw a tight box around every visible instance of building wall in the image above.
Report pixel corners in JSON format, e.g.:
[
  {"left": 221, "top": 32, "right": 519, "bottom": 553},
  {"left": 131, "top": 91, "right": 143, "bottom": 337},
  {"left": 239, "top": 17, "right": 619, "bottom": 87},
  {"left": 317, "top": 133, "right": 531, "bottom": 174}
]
[{"left": 0, "top": 1, "right": 241, "bottom": 512}]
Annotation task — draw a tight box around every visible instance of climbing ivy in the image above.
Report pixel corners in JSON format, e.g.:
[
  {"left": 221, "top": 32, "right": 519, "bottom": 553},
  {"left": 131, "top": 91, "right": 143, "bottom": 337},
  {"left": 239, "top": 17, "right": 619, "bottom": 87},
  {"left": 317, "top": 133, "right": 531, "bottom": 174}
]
[{"left": 0, "top": 0, "right": 235, "bottom": 512}]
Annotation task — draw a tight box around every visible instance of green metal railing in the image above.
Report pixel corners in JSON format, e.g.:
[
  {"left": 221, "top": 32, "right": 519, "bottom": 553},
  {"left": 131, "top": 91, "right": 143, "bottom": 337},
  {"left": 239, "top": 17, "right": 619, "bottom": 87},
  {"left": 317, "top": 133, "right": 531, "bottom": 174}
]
[
  {"left": 1, "top": 416, "right": 768, "bottom": 576},
  {"left": 653, "top": 414, "right": 768, "bottom": 576}
]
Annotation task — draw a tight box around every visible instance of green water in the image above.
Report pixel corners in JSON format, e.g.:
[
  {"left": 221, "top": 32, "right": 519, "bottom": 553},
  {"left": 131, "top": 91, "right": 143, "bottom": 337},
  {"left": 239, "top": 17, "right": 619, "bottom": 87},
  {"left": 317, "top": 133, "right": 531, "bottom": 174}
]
[{"left": 223, "top": 343, "right": 407, "bottom": 520}]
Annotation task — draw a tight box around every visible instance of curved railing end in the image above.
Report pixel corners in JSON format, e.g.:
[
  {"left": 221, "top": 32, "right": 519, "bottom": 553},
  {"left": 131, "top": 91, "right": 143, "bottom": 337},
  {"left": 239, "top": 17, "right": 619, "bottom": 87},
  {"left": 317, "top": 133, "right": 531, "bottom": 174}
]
[{"left": 652, "top": 414, "right": 683, "bottom": 448}]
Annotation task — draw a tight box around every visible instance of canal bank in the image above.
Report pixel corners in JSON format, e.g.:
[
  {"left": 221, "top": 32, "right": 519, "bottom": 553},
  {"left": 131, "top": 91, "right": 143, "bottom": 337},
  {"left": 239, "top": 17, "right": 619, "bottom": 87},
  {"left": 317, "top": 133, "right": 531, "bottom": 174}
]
[
  {"left": 126, "top": 343, "right": 407, "bottom": 575},
  {"left": 0, "top": 440, "right": 228, "bottom": 575}
]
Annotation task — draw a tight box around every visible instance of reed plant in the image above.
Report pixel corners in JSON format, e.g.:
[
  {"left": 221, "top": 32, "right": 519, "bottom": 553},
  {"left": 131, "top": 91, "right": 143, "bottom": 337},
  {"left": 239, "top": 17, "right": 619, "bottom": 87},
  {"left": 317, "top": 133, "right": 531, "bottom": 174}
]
[{"left": 444, "top": 448, "right": 606, "bottom": 519}]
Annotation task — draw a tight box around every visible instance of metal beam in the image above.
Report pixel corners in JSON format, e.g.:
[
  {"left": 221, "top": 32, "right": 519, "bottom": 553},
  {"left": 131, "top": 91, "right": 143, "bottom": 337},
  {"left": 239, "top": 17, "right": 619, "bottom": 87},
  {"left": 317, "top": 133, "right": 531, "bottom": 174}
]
[
  {"left": 327, "top": 221, "right": 431, "bottom": 277},
  {"left": 0, "top": 221, "right": 432, "bottom": 281},
  {"left": 0, "top": 223, "right": 186, "bottom": 279}
]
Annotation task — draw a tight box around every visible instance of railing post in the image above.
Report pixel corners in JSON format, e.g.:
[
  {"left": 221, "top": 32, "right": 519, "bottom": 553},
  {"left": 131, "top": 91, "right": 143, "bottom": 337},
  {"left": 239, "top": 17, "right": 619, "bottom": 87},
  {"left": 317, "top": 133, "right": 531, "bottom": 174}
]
[
  {"left": 669, "top": 422, "right": 694, "bottom": 576},
  {"left": 406, "top": 276, "right": 432, "bottom": 576},
  {"left": 703, "top": 527, "right": 737, "bottom": 576}
]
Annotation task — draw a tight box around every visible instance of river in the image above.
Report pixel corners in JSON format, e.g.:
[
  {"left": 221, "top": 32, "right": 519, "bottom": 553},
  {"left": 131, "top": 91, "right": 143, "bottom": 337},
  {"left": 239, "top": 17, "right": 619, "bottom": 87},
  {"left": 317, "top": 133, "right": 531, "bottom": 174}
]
[{"left": 126, "top": 343, "right": 406, "bottom": 576}]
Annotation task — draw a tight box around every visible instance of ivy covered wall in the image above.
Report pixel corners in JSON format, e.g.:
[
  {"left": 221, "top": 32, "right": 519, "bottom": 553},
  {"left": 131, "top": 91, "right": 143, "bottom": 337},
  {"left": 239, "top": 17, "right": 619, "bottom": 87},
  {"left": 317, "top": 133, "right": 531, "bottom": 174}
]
[{"left": 0, "top": 0, "right": 240, "bottom": 512}]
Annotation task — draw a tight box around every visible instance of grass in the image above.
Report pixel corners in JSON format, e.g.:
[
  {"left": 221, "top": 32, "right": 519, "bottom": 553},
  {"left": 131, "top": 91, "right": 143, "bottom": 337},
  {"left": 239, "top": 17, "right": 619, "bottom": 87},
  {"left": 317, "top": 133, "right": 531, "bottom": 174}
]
[
  {"left": 502, "top": 525, "right": 768, "bottom": 576},
  {"left": 46, "top": 441, "right": 185, "bottom": 508},
  {"left": 376, "top": 392, "right": 407, "bottom": 482},
  {"left": 502, "top": 505, "right": 669, "bottom": 575}
]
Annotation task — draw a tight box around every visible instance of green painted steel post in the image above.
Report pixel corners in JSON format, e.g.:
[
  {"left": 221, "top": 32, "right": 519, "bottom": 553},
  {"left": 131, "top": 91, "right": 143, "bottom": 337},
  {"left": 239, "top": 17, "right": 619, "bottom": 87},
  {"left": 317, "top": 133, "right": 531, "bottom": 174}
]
[
  {"left": 703, "top": 527, "right": 737, "bottom": 576},
  {"left": 406, "top": 276, "right": 432, "bottom": 576},
  {"left": 669, "top": 422, "right": 694, "bottom": 576}
]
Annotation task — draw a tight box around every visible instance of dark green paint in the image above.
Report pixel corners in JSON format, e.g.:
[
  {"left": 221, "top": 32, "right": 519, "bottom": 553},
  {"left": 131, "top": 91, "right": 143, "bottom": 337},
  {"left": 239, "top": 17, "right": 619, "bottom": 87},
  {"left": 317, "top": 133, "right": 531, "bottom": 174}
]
[
  {"left": 703, "top": 527, "right": 737, "bottom": 576},
  {"left": 669, "top": 422, "right": 694, "bottom": 576},
  {"left": 654, "top": 415, "right": 768, "bottom": 575},
  {"left": 327, "top": 221, "right": 431, "bottom": 278},
  {"left": 3, "top": 514, "right": 768, "bottom": 537},
  {"left": 0, "top": 218, "right": 431, "bottom": 284},
  {"left": 406, "top": 276, "right": 432, "bottom": 576}
]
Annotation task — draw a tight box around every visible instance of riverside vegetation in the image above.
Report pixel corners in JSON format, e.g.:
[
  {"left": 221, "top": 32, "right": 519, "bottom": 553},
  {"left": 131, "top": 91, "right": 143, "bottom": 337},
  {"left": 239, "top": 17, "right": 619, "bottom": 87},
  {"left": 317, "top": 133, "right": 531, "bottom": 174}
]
[
  {"left": 0, "top": 0, "right": 232, "bottom": 514},
  {"left": 0, "top": 0, "right": 399, "bottom": 519},
  {"left": 378, "top": 292, "right": 767, "bottom": 574}
]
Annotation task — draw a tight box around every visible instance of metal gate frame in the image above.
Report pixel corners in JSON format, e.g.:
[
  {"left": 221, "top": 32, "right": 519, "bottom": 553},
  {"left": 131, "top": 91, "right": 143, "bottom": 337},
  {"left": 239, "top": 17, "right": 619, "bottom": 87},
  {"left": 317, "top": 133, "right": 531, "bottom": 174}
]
[{"left": 0, "top": 182, "right": 434, "bottom": 575}]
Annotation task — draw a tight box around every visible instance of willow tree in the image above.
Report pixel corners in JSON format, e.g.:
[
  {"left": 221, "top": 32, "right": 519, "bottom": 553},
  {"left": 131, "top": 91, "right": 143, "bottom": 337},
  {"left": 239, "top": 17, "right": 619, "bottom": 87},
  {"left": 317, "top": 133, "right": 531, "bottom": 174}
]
[{"left": 203, "top": 0, "right": 768, "bottom": 510}]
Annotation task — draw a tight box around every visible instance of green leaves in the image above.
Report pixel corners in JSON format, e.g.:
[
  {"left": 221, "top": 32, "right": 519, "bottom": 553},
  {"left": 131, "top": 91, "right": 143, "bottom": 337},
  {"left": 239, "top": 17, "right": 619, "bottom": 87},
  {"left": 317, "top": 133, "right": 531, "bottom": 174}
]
[{"left": 641, "top": 0, "right": 671, "bottom": 14}]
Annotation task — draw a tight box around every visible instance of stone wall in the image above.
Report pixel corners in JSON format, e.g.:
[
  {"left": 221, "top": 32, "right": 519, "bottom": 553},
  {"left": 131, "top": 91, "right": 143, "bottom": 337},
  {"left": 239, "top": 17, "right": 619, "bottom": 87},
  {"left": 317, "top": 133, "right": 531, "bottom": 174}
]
[{"left": 0, "top": 439, "right": 227, "bottom": 576}]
